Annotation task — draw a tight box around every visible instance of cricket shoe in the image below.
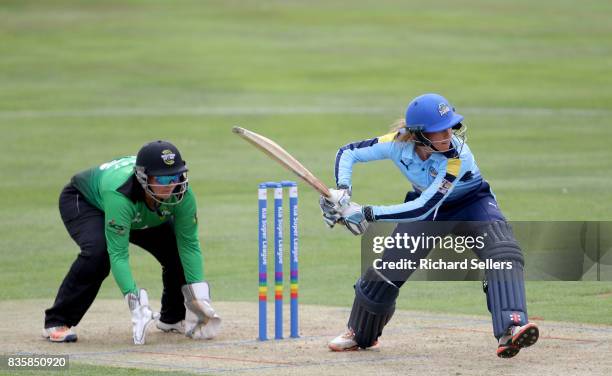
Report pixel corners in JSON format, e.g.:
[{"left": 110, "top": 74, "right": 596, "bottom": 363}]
[
  {"left": 328, "top": 330, "right": 380, "bottom": 352},
  {"left": 42, "top": 326, "right": 77, "bottom": 343},
  {"left": 496, "top": 322, "right": 539, "bottom": 358},
  {"left": 156, "top": 319, "right": 185, "bottom": 334}
]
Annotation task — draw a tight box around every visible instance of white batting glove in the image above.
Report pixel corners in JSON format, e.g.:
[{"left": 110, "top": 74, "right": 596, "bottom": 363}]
[
  {"left": 319, "top": 187, "right": 351, "bottom": 228},
  {"left": 319, "top": 196, "right": 342, "bottom": 227},
  {"left": 125, "top": 288, "right": 160, "bottom": 345},
  {"left": 182, "top": 282, "right": 222, "bottom": 340},
  {"left": 339, "top": 202, "right": 370, "bottom": 235},
  {"left": 327, "top": 188, "right": 351, "bottom": 210}
]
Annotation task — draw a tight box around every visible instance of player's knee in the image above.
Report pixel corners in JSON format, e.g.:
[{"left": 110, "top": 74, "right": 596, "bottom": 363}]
[
  {"left": 79, "top": 237, "right": 110, "bottom": 276},
  {"left": 159, "top": 253, "right": 183, "bottom": 272},
  {"left": 98, "top": 253, "right": 111, "bottom": 276},
  {"left": 475, "top": 221, "right": 524, "bottom": 265}
]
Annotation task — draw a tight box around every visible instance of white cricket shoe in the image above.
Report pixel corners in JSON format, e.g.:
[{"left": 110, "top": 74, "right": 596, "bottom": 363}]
[
  {"left": 328, "top": 329, "right": 380, "bottom": 352},
  {"left": 156, "top": 319, "right": 185, "bottom": 334},
  {"left": 42, "top": 326, "right": 77, "bottom": 343}
]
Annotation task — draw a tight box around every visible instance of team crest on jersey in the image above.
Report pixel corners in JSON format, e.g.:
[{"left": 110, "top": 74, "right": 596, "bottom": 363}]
[
  {"left": 107, "top": 219, "right": 127, "bottom": 235},
  {"left": 438, "top": 103, "right": 450, "bottom": 117},
  {"left": 429, "top": 167, "right": 438, "bottom": 177},
  {"left": 161, "top": 149, "right": 176, "bottom": 165},
  {"left": 437, "top": 179, "right": 453, "bottom": 194}
]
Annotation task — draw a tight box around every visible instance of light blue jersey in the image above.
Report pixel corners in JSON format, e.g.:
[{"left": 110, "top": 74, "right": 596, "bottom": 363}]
[{"left": 335, "top": 132, "right": 482, "bottom": 222}]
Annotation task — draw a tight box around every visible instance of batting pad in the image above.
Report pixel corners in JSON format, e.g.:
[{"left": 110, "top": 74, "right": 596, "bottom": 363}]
[
  {"left": 477, "top": 221, "right": 529, "bottom": 338},
  {"left": 348, "top": 268, "right": 399, "bottom": 348},
  {"left": 485, "top": 264, "right": 528, "bottom": 338}
]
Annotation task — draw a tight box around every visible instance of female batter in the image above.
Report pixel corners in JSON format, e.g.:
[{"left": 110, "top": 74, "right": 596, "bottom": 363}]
[{"left": 320, "top": 93, "right": 539, "bottom": 358}]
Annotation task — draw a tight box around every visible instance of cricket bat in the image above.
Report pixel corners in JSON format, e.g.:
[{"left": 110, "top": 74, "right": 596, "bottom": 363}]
[{"left": 232, "top": 126, "right": 332, "bottom": 198}]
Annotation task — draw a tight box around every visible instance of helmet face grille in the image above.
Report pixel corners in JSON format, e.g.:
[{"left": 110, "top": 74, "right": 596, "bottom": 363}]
[
  {"left": 411, "top": 123, "right": 468, "bottom": 156},
  {"left": 135, "top": 155, "right": 189, "bottom": 206}
]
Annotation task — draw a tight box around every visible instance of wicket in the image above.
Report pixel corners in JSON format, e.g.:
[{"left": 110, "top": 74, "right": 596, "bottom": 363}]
[{"left": 258, "top": 181, "right": 299, "bottom": 341}]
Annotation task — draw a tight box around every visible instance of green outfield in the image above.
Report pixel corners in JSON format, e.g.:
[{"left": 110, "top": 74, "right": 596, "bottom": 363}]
[
  {"left": 5, "top": 363, "right": 194, "bottom": 376},
  {"left": 1, "top": 0, "right": 611, "bottom": 357}
]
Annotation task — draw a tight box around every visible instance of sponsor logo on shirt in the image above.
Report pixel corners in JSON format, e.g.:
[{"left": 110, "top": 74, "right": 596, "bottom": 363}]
[
  {"left": 132, "top": 213, "right": 142, "bottom": 224},
  {"left": 437, "top": 179, "right": 453, "bottom": 194},
  {"left": 107, "top": 219, "right": 127, "bottom": 235},
  {"left": 161, "top": 149, "right": 176, "bottom": 165}
]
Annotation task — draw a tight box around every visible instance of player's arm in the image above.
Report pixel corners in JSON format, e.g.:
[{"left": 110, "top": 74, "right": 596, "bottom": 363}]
[
  {"left": 102, "top": 191, "right": 138, "bottom": 295},
  {"left": 174, "top": 188, "right": 221, "bottom": 340},
  {"left": 369, "top": 157, "right": 463, "bottom": 222},
  {"left": 103, "top": 191, "right": 159, "bottom": 345},
  {"left": 322, "top": 133, "right": 399, "bottom": 228},
  {"left": 334, "top": 133, "right": 398, "bottom": 189},
  {"left": 173, "top": 188, "right": 204, "bottom": 283}
]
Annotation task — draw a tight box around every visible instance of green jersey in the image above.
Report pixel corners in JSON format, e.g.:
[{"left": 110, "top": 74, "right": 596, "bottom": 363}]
[{"left": 71, "top": 156, "right": 203, "bottom": 295}]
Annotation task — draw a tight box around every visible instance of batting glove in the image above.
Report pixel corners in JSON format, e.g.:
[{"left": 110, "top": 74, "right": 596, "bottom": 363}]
[
  {"left": 327, "top": 187, "right": 352, "bottom": 209},
  {"left": 182, "top": 282, "right": 222, "bottom": 340},
  {"left": 319, "top": 196, "right": 342, "bottom": 227},
  {"left": 125, "top": 288, "right": 160, "bottom": 345},
  {"left": 319, "top": 187, "right": 351, "bottom": 228},
  {"left": 339, "top": 202, "right": 374, "bottom": 236}
]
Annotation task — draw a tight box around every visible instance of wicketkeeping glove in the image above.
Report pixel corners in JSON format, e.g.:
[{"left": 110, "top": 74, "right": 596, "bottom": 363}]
[
  {"left": 125, "top": 288, "right": 160, "bottom": 345},
  {"left": 182, "top": 282, "right": 222, "bottom": 340}
]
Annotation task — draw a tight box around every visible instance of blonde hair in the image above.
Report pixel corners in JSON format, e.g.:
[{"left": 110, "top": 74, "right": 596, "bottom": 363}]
[{"left": 390, "top": 118, "right": 415, "bottom": 143}]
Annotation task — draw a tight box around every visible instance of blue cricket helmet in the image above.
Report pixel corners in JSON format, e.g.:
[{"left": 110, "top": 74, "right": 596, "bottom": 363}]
[{"left": 405, "top": 93, "right": 464, "bottom": 133}]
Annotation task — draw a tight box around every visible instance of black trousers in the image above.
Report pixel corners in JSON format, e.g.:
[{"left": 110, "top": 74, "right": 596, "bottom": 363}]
[{"left": 44, "top": 184, "right": 186, "bottom": 328}]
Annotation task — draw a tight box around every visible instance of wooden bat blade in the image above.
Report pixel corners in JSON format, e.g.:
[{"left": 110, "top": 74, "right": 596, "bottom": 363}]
[{"left": 232, "top": 126, "right": 331, "bottom": 197}]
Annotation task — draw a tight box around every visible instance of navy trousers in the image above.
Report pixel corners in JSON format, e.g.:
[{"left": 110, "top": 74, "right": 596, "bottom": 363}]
[{"left": 378, "top": 181, "right": 528, "bottom": 338}]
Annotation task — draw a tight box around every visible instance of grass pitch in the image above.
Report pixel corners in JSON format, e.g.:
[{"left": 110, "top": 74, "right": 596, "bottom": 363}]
[{"left": 1, "top": 0, "right": 611, "bottom": 344}]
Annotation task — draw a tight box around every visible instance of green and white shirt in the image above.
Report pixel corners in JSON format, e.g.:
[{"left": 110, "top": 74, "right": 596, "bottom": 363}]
[{"left": 71, "top": 156, "right": 203, "bottom": 295}]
